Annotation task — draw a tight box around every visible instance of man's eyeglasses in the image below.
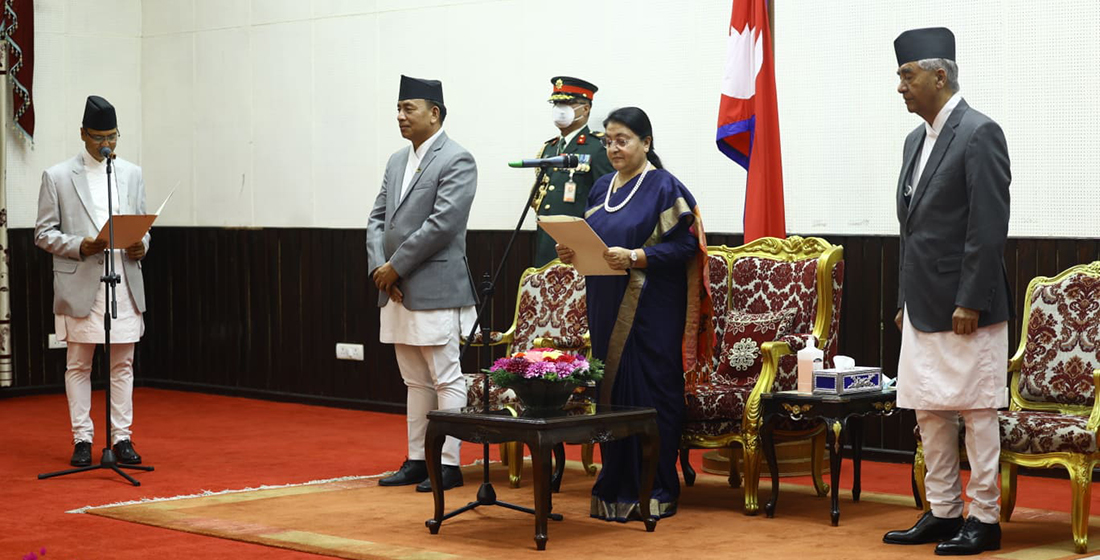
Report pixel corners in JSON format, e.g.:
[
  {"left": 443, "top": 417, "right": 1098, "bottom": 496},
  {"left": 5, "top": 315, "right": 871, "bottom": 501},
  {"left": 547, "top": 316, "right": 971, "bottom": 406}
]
[
  {"left": 86, "top": 132, "right": 119, "bottom": 143},
  {"left": 601, "top": 137, "right": 633, "bottom": 149}
]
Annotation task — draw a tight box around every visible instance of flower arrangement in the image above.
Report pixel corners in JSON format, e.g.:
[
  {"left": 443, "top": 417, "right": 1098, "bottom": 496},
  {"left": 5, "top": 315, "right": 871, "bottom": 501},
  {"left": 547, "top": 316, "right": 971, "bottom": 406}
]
[{"left": 485, "top": 348, "right": 604, "bottom": 388}]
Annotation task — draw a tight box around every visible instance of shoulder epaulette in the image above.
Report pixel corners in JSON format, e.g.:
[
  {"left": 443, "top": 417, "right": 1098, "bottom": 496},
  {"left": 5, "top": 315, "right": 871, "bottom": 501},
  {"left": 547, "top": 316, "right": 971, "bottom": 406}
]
[
  {"left": 592, "top": 131, "right": 605, "bottom": 137},
  {"left": 545, "top": 136, "right": 560, "bottom": 144}
]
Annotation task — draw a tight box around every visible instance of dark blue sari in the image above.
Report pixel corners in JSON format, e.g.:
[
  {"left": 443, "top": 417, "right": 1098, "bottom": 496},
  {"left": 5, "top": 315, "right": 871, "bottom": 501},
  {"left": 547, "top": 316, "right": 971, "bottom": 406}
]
[{"left": 585, "top": 168, "right": 698, "bottom": 521}]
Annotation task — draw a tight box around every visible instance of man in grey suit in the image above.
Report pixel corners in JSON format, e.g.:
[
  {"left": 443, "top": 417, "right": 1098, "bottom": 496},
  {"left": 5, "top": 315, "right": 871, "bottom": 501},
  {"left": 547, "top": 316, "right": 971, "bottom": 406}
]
[
  {"left": 367, "top": 75, "right": 478, "bottom": 492},
  {"left": 34, "top": 96, "right": 149, "bottom": 467},
  {"left": 882, "top": 28, "right": 1012, "bottom": 556}
]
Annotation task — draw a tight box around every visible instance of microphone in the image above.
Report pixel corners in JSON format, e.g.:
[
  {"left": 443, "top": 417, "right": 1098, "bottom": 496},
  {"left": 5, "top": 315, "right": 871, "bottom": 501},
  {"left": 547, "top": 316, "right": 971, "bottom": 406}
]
[
  {"left": 508, "top": 154, "right": 579, "bottom": 168},
  {"left": 99, "top": 147, "right": 116, "bottom": 160}
]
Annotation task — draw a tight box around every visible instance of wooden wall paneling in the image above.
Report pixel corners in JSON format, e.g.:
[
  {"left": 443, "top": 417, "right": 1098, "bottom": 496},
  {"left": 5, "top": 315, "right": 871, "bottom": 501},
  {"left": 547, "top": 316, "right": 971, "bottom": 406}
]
[
  {"left": 244, "top": 229, "right": 270, "bottom": 390},
  {"left": 1056, "top": 238, "right": 1078, "bottom": 273},
  {"left": 281, "top": 229, "right": 306, "bottom": 394},
  {"left": 1076, "top": 239, "right": 1098, "bottom": 268},
  {"left": 349, "top": 227, "right": 375, "bottom": 401},
  {"left": 9, "top": 231, "right": 39, "bottom": 386},
  {"left": 1013, "top": 238, "right": 1036, "bottom": 347},
  {"left": 327, "top": 228, "right": 351, "bottom": 400},
  {"left": 1035, "top": 239, "right": 1059, "bottom": 279},
  {"left": 304, "top": 229, "right": 326, "bottom": 396},
  {"left": 264, "top": 228, "right": 285, "bottom": 390},
  {"left": 861, "top": 237, "right": 886, "bottom": 450},
  {"left": 880, "top": 237, "right": 901, "bottom": 375},
  {"left": 1002, "top": 239, "right": 1020, "bottom": 352}
]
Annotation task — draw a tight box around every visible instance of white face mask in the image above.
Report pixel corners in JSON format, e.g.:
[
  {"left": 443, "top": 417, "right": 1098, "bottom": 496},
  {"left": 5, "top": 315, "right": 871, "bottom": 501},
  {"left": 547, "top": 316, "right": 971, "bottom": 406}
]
[{"left": 551, "top": 104, "right": 577, "bottom": 128}]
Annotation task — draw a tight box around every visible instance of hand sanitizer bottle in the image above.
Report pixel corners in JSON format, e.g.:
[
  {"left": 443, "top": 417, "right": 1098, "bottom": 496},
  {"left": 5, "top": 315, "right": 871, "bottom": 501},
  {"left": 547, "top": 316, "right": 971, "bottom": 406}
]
[{"left": 797, "top": 335, "right": 824, "bottom": 393}]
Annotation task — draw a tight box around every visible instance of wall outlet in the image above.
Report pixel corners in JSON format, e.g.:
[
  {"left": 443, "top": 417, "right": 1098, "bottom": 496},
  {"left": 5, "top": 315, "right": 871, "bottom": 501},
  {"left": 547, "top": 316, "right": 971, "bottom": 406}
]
[
  {"left": 335, "top": 342, "right": 364, "bottom": 361},
  {"left": 48, "top": 333, "right": 67, "bottom": 349}
]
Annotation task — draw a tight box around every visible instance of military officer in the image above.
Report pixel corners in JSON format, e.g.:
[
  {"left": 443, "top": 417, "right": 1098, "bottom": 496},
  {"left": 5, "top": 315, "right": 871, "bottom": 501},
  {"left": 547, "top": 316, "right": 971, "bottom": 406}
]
[{"left": 532, "top": 76, "right": 614, "bottom": 267}]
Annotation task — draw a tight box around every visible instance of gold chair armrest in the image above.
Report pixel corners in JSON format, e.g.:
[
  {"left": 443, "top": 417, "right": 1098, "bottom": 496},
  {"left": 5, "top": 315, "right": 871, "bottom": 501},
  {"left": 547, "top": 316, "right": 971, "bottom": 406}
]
[
  {"left": 743, "top": 340, "right": 796, "bottom": 431},
  {"left": 1087, "top": 369, "right": 1100, "bottom": 433},
  {"left": 1007, "top": 349, "right": 1024, "bottom": 375}
]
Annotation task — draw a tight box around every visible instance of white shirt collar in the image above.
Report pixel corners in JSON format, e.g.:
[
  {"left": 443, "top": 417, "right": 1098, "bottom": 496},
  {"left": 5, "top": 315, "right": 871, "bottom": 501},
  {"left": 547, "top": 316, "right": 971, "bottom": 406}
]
[
  {"left": 925, "top": 92, "right": 963, "bottom": 138},
  {"left": 81, "top": 149, "right": 106, "bottom": 169},
  {"left": 410, "top": 127, "right": 445, "bottom": 162}
]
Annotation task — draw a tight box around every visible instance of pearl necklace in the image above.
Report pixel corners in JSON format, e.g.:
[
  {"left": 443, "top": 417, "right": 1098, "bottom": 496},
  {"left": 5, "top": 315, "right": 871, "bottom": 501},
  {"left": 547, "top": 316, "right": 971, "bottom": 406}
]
[{"left": 603, "top": 162, "right": 650, "bottom": 213}]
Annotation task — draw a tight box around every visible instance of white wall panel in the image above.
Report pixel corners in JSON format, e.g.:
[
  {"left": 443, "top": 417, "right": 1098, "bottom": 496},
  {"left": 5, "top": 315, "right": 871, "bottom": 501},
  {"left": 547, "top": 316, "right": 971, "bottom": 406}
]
[
  {"left": 251, "top": 22, "right": 314, "bottom": 226},
  {"left": 141, "top": 34, "right": 195, "bottom": 225},
  {"left": 66, "top": 0, "right": 141, "bottom": 37},
  {"left": 142, "top": 0, "right": 194, "bottom": 37},
  {"left": 192, "top": 28, "right": 253, "bottom": 226},
  {"left": 774, "top": 0, "right": 1100, "bottom": 237},
  {"left": 31, "top": 0, "right": 67, "bottom": 34},
  {"left": 251, "top": 0, "right": 311, "bottom": 26},
  {"left": 311, "top": 0, "right": 377, "bottom": 19},
  {"left": 194, "top": 0, "right": 249, "bottom": 30},
  {"left": 311, "top": 15, "right": 378, "bottom": 227}
]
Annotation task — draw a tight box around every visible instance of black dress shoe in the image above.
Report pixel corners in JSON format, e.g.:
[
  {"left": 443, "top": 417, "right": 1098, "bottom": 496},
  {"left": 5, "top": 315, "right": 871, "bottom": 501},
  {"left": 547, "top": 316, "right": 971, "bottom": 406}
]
[
  {"left": 70, "top": 441, "right": 92, "bottom": 467},
  {"left": 883, "top": 511, "right": 964, "bottom": 545},
  {"left": 379, "top": 459, "right": 428, "bottom": 487},
  {"left": 935, "top": 517, "right": 1001, "bottom": 556},
  {"left": 112, "top": 440, "right": 142, "bottom": 464},
  {"left": 416, "top": 465, "right": 464, "bottom": 493}
]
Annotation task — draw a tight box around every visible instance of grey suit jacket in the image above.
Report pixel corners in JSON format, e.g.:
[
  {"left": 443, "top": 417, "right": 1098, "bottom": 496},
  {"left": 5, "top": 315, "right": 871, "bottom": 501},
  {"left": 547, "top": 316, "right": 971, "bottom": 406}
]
[
  {"left": 34, "top": 154, "right": 150, "bottom": 318},
  {"left": 896, "top": 99, "right": 1013, "bottom": 332},
  {"left": 366, "top": 131, "right": 478, "bottom": 310}
]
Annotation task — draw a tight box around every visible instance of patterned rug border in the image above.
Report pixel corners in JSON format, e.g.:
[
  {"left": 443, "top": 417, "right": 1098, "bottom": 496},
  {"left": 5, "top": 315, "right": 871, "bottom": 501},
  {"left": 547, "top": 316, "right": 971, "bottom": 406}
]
[{"left": 68, "top": 458, "right": 496, "bottom": 514}]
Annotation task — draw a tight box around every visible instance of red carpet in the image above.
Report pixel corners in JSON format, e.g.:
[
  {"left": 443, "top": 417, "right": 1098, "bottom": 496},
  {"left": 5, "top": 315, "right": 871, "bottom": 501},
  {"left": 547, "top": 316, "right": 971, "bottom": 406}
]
[{"left": 0, "top": 388, "right": 1096, "bottom": 558}]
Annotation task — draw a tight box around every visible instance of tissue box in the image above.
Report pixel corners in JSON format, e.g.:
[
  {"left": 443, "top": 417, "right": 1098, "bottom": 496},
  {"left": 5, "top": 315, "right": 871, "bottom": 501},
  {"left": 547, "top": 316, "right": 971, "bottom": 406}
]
[{"left": 812, "top": 366, "right": 883, "bottom": 395}]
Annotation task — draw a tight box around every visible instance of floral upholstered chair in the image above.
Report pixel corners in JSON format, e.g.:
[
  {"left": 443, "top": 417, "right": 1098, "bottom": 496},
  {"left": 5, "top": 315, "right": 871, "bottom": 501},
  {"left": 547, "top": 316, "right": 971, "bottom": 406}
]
[
  {"left": 463, "top": 260, "right": 594, "bottom": 486},
  {"left": 680, "top": 236, "right": 845, "bottom": 514},
  {"left": 912, "top": 261, "right": 1100, "bottom": 553}
]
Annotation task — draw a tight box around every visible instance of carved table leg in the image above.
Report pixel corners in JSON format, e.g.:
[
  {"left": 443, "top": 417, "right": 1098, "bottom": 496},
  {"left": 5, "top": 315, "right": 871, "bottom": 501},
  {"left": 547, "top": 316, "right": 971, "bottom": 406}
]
[
  {"left": 848, "top": 414, "right": 863, "bottom": 502},
  {"left": 762, "top": 413, "right": 780, "bottom": 518},
  {"left": 551, "top": 442, "right": 566, "bottom": 493},
  {"left": 826, "top": 418, "right": 843, "bottom": 526},
  {"left": 531, "top": 435, "right": 554, "bottom": 550},
  {"left": 424, "top": 423, "right": 448, "bottom": 534}
]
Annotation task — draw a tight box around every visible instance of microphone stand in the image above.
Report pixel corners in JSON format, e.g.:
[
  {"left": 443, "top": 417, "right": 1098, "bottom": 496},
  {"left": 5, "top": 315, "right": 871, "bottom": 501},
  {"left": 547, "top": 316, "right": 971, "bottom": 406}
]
[
  {"left": 433, "top": 162, "right": 567, "bottom": 524},
  {"left": 39, "top": 149, "right": 155, "bottom": 485}
]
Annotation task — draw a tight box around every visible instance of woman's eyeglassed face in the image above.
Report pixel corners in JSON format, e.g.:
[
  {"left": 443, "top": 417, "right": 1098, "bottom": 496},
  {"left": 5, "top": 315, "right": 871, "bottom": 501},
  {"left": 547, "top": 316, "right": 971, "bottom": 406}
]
[{"left": 603, "top": 122, "right": 647, "bottom": 171}]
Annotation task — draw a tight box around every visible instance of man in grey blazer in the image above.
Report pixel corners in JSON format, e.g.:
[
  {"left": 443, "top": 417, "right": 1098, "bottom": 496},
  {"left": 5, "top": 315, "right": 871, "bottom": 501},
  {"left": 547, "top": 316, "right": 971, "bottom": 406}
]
[
  {"left": 34, "top": 96, "right": 150, "bottom": 467},
  {"left": 882, "top": 28, "right": 1012, "bottom": 556},
  {"left": 367, "top": 75, "right": 478, "bottom": 492}
]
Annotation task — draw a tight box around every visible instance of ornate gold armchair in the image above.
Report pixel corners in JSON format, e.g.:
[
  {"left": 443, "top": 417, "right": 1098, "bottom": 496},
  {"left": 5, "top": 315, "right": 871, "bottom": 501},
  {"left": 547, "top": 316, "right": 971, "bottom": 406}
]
[
  {"left": 680, "top": 236, "right": 845, "bottom": 514},
  {"left": 463, "top": 259, "right": 595, "bottom": 486},
  {"left": 913, "top": 261, "right": 1100, "bottom": 553}
]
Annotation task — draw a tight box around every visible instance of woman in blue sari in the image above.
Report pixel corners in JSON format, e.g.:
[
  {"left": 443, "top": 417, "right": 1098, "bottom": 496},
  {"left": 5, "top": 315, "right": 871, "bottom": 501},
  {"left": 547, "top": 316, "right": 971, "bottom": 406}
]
[{"left": 557, "top": 107, "right": 711, "bottom": 521}]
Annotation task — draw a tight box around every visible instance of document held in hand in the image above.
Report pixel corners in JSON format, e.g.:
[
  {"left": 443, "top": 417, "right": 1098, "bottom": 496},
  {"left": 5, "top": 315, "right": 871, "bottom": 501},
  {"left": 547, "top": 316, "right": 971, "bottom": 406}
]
[
  {"left": 536, "top": 215, "right": 627, "bottom": 276},
  {"left": 95, "top": 189, "right": 175, "bottom": 247}
]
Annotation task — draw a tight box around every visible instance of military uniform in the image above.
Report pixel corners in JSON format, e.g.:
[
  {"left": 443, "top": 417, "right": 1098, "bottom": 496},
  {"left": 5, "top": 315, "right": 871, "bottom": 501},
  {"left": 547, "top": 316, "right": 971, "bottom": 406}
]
[{"left": 532, "top": 77, "right": 614, "bottom": 266}]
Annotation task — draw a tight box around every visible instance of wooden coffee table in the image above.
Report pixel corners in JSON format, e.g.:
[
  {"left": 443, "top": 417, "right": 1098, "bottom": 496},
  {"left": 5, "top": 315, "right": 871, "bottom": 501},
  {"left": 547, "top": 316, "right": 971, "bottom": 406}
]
[{"left": 424, "top": 404, "right": 660, "bottom": 550}]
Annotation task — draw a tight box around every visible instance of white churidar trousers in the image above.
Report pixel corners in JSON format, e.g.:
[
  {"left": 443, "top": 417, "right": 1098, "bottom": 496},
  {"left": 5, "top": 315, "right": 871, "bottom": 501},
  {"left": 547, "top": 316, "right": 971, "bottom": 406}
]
[
  {"left": 394, "top": 339, "right": 466, "bottom": 466},
  {"left": 917, "top": 408, "right": 1001, "bottom": 523},
  {"left": 65, "top": 341, "right": 135, "bottom": 445}
]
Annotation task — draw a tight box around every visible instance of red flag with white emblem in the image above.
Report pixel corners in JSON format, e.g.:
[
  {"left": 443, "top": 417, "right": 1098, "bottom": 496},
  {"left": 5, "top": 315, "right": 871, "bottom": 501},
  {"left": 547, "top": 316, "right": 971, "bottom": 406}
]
[{"left": 717, "top": 0, "right": 785, "bottom": 241}]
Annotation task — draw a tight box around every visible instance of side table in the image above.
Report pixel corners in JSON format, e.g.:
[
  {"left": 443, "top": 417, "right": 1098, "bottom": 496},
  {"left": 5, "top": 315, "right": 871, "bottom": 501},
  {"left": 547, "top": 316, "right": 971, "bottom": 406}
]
[{"left": 761, "top": 388, "right": 898, "bottom": 525}]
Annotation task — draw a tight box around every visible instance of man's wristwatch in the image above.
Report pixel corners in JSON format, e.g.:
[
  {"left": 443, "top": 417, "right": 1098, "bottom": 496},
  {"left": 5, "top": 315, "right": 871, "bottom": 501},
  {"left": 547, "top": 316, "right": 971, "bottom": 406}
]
[{"left": 629, "top": 249, "right": 638, "bottom": 266}]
